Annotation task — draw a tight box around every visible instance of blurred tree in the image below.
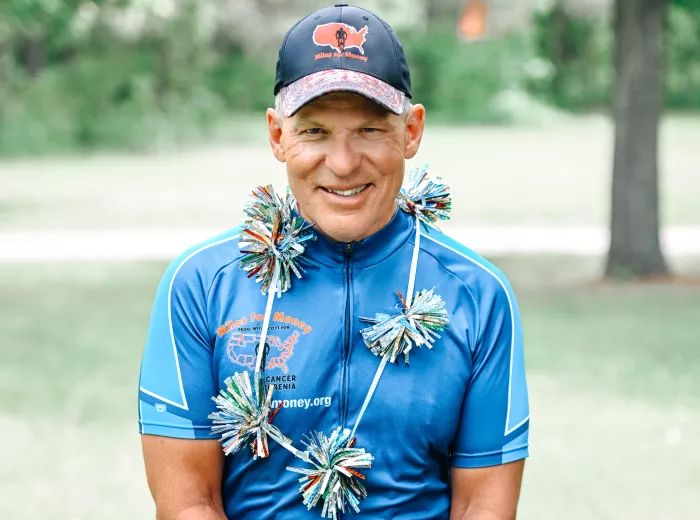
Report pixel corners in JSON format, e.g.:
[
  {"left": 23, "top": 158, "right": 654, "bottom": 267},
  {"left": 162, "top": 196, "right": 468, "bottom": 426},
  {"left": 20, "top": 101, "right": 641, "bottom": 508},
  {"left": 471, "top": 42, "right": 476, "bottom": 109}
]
[
  {"left": 0, "top": 0, "right": 130, "bottom": 73},
  {"left": 425, "top": 0, "right": 439, "bottom": 25},
  {"left": 529, "top": 4, "right": 613, "bottom": 110},
  {"left": 425, "top": 0, "right": 474, "bottom": 28},
  {"left": 606, "top": 0, "right": 669, "bottom": 278}
]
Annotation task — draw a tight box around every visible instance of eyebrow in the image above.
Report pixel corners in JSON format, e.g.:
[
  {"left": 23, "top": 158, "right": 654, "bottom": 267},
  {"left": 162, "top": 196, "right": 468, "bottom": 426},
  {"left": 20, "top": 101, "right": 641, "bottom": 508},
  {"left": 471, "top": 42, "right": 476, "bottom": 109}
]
[
  {"left": 361, "top": 117, "right": 397, "bottom": 130},
  {"left": 292, "top": 117, "right": 327, "bottom": 131}
]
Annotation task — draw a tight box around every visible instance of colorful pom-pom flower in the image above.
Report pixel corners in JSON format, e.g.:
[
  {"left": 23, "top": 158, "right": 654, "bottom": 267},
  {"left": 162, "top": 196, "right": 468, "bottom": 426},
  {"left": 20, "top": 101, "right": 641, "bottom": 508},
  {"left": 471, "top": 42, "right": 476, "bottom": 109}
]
[
  {"left": 397, "top": 164, "right": 451, "bottom": 229},
  {"left": 360, "top": 288, "right": 449, "bottom": 364},
  {"left": 239, "top": 185, "right": 316, "bottom": 294},
  {"left": 287, "top": 427, "right": 373, "bottom": 519},
  {"left": 209, "top": 371, "right": 290, "bottom": 459}
]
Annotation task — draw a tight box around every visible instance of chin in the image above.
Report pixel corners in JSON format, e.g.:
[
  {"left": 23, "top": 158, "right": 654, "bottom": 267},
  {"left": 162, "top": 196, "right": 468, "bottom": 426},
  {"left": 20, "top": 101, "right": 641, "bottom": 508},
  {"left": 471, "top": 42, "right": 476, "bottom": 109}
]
[{"left": 315, "top": 214, "right": 374, "bottom": 243}]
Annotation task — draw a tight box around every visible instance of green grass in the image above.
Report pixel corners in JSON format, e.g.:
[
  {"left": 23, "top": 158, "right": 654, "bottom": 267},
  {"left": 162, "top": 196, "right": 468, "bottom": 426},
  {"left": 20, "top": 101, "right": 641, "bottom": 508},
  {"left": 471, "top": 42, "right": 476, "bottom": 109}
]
[
  {"left": 0, "top": 262, "right": 161, "bottom": 423},
  {"left": 525, "top": 283, "right": 700, "bottom": 402},
  {"left": 1, "top": 115, "right": 699, "bottom": 229},
  {"left": 1, "top": 258, "right": 699, "bottom": 519}
]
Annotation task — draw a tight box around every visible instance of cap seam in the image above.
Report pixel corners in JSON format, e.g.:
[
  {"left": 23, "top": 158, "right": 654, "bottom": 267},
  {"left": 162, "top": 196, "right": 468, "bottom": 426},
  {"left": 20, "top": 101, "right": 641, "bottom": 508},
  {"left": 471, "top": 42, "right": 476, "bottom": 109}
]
[{"left": 339, "top": 5, "right": 345, "bottom": 70}]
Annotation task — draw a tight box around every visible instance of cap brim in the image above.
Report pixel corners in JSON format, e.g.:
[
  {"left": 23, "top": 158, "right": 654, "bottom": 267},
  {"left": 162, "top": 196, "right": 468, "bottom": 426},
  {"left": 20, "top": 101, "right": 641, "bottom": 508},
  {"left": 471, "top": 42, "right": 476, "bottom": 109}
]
[{"left": 277, "top": 69, "right": 406, "bottom": 118}]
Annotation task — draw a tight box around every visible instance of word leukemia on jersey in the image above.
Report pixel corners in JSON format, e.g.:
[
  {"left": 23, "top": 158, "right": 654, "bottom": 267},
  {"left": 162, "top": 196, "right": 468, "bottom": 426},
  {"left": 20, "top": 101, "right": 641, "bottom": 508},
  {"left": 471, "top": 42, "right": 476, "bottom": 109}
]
[{"left": 208, "top": 165, "right": 451, "bottom": 519}]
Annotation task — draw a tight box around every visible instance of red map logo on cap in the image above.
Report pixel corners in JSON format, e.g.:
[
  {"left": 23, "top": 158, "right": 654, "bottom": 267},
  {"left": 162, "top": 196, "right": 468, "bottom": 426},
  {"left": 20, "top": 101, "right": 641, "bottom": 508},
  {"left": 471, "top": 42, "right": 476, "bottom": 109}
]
[{"left": 313, "top": 23, "right": 369, "bottom": 54}]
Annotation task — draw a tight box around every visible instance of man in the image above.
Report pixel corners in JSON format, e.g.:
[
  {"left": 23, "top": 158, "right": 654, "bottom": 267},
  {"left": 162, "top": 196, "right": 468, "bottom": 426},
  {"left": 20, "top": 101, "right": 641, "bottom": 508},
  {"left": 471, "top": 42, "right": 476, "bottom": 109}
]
[
  {"left": 335, "top": 25, "right": 348, "bottom": 51},
  {"left": 138, "top": 4, "right": 529, "bottom": 519}
]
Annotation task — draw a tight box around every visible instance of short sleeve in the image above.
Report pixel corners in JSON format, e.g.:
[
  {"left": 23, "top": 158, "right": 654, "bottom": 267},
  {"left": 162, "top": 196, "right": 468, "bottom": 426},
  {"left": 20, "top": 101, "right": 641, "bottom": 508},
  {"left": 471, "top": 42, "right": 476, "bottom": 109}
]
[
  {"left": 137, "top": 256, "right": 218, "bottom": 440},
  {"left": 451, "top": 272, "right": 530, "bottom": 468}
]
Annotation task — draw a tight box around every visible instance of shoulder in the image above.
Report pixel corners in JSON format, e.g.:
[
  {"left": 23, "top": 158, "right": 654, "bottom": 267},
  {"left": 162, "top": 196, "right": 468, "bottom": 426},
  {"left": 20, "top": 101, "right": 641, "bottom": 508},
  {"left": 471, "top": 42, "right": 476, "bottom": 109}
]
[
  {"left": 159, "top": 226, "right": 245, "bottom": 296},
  {"left": 419, "top": 227, "right": 516, "bottom": 305}
]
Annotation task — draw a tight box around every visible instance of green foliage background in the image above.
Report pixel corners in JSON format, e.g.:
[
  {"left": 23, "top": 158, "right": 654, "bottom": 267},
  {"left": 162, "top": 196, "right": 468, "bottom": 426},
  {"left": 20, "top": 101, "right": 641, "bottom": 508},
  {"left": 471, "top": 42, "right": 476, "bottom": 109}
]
[
  {"left": 528, "top": 3, "right": 700, "bottom": 110},
  {"left": 0, "top": 1, "right": 699, "bottom": 156}
]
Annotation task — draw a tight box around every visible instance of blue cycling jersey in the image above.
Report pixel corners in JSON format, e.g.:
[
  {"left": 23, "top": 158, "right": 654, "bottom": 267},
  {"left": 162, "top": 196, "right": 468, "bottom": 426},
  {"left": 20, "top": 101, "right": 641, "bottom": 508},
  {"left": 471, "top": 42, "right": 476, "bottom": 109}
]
[{"left": 138, "top": 208, "right": 530, "bottom": 519}]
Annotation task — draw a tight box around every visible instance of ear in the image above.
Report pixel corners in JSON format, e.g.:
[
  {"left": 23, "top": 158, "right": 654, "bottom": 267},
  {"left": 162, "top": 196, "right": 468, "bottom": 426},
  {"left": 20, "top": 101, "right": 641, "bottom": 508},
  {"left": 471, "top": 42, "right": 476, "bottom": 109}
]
[
  {"left": 403, "top": 104, "right": 426, "bottom": 160},
  {"left": 267, "top": 108, "right": 286, "bottom": 163}
]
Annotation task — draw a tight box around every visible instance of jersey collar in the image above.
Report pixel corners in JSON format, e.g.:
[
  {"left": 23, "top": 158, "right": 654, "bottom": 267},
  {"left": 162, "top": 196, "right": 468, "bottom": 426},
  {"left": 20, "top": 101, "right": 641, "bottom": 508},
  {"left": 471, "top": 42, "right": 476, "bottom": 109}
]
[{"left": 303, "top": 206, "right": 413, "bottom": 268}]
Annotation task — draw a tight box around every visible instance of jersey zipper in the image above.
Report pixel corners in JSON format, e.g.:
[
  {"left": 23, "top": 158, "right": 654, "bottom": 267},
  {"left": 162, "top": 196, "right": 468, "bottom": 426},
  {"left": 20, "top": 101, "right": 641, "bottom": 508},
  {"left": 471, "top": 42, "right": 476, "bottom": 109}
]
[{"left": 340, "top": 242, "right": 353, "bottom": 430}]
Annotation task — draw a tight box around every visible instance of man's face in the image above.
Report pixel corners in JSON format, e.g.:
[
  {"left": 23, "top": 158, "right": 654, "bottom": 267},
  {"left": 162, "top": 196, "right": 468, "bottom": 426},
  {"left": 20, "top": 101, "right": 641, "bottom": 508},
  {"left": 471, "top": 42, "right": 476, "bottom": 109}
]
[{"left": 267, "top": 92, "right": 425, "bottom": 243}]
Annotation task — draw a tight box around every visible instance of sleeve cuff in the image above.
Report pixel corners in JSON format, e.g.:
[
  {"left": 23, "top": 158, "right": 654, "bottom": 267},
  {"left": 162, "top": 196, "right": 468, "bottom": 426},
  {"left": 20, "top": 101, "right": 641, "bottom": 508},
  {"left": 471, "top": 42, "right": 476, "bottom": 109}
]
[
  {"left": 452, "top": 445, "right": 529, "bottom": 468},
  {"left": 139, "top": 420, "right": 217, "bottom": 440}
]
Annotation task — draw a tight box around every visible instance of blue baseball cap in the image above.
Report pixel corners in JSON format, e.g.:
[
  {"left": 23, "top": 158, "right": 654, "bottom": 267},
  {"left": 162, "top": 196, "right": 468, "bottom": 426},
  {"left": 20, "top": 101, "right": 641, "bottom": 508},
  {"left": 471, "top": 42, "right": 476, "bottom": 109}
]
[{"left": 273, "top": 4, "right": 413, "bottom": 117}]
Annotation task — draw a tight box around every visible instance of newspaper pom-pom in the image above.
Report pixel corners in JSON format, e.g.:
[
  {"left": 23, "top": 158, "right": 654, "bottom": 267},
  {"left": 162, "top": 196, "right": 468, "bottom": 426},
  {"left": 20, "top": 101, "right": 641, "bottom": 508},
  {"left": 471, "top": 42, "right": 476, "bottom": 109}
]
[
  {"left": 209, "top": 371, "right": 291, "bottom": 459},
  {"left": 397, "top": 164, "right": 451, "bottom": 229},
  {"left": 287, "top": 427, "right": 373, "bottom": 519},
  {"left": 359, "top": 288, "right": 449, "bottom": 364},
  {"left": 239, "top": 185, "right": 316, "bottom": 294}
]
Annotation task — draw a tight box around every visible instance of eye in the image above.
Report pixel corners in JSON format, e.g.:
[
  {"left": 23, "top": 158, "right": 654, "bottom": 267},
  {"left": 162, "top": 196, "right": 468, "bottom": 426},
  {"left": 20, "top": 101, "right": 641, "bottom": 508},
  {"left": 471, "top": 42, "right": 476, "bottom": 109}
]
[
  {"left": 304, "top": 128, "right": 324, "bottom": 135},
  {"left": 362, "top": 128, "right": 378, "bottom": 133}
]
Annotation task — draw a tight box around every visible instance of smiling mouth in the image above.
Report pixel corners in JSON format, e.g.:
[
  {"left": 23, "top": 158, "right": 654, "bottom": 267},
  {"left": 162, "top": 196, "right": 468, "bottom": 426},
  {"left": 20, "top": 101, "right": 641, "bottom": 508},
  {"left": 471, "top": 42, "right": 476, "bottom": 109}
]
[{"left": 322, "top": 184, "right": 370, "bottom": 197}]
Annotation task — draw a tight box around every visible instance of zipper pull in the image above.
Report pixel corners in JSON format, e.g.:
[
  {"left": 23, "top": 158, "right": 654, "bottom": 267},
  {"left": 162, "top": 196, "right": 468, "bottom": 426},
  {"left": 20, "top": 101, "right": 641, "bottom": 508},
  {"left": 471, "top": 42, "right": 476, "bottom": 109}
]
[{"left": 344, "top": 242, "right": 353, "bottom": 258}]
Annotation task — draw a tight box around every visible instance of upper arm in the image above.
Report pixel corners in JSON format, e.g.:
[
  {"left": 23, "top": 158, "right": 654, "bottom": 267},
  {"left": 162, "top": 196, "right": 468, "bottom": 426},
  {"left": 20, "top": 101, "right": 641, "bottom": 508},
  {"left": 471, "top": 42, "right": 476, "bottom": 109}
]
[
  {"left": 452, "top": 271, "right": 530, "bottom": 468},
  {"left": 142, "top": 435, "right": 226, "bottom": 519},
  {"left": 449, "top": 460, "right": 525, "bottom": 520},
  {"left": 138, "top": 254, "right": 219, "bottom": 439}
]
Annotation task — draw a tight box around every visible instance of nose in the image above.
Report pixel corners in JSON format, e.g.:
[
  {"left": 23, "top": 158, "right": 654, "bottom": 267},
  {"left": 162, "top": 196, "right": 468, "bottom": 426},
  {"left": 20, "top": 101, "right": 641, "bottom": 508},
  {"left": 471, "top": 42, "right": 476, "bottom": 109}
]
[{"left": 325, "top": 133, "right": 361, "bottom": 178}]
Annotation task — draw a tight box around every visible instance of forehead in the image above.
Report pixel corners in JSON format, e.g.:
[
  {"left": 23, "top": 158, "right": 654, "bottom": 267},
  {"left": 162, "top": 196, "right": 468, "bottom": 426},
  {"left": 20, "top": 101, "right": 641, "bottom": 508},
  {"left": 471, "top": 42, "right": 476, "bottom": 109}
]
[{"left": 294, "top": 92, "right": 393, "bottom": 120}]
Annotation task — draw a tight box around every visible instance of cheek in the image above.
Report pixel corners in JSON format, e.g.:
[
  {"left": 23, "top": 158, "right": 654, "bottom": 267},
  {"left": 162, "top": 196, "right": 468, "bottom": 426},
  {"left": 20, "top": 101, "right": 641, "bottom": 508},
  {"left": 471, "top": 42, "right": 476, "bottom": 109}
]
[
  {"left": 284, "top": 141, "right": 323, "bottom": 183},
  {"left": 366, "top": 138, "right": 405, "bottom": 180},
  {"left": 368, "top": 131, "right": 404, "bottom": 158}
]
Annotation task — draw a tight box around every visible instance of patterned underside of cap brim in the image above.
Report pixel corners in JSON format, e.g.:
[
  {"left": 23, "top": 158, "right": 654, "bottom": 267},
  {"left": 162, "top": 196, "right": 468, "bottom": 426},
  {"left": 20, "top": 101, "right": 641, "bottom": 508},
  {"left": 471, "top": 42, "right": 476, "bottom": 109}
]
[{"left": 279, "top": 69, "right": 406, "bottom": 117}]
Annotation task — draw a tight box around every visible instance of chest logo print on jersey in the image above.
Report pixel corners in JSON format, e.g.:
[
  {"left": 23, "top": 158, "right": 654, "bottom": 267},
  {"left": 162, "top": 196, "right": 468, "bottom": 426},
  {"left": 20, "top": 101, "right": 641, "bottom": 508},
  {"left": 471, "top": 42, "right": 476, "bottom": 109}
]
[
  {"left": 217, "top": 311, "right": 312, "bottom": 382},
  {"left": 227, "top": 331, "right": 298, "bottom": 374}
]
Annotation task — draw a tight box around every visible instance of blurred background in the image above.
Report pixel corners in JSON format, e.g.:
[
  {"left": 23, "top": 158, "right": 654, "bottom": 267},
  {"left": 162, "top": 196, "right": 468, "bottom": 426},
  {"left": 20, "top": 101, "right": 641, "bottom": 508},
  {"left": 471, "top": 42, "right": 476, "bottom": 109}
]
[{"left": 1, "top": 0, "right": 699, "bottom": 519}]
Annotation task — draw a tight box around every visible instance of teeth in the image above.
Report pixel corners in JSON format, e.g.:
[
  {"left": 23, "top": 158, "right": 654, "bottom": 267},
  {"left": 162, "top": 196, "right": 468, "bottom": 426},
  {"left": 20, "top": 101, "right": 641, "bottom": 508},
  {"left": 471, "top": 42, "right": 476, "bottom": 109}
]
[{"left": 327, "top": 185, "right": 368, "bottom": 197}]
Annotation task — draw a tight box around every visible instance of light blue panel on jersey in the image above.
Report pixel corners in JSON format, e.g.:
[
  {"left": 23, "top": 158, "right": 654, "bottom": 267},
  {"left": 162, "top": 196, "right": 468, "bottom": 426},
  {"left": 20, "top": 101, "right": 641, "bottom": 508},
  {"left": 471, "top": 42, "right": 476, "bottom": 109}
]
[
  {"left": 140, "top": 254, "right": 187, "bottom": 408},
  {"left": 422, "top": 230, "right": 530, "bottom": 434},
  {"left": 139, "top": 400, "right": 195, "bottom": 439},
  {"left": 506, "top": 304, "right": 529, "bottom": 433},
  {"left": 501, "top": 430, "right": 529, "bottom": 464},
  {"left": 139, "top": 227, "right": 243, "bottom": 410}
]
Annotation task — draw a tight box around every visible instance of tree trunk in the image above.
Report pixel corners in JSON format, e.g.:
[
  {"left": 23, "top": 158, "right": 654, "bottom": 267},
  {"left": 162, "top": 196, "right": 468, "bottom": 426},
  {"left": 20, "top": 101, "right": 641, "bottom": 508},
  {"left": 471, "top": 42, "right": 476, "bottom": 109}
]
[
  {"left": 425, "top": 0, "right": 440, "bottom": 27},
  {"left": 25, "top": 37, "right": 45, "bottom": 77},
  {"left": 605, "top": 0, "right": 669, "bottom": 279}
]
